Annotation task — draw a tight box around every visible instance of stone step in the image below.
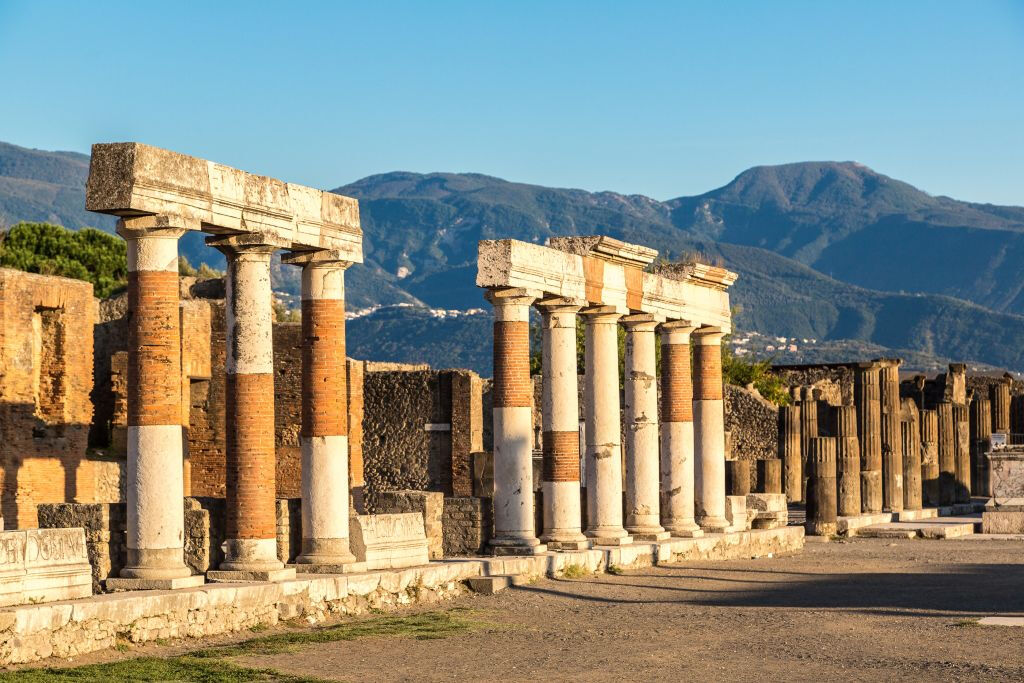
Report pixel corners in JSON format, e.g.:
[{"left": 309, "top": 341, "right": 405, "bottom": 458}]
[
  {"left": 856, "top": 518, "right": 978, "bottom": 540},
  {"left": 467, "top": 574, "right": 529, "bottom": 595}
]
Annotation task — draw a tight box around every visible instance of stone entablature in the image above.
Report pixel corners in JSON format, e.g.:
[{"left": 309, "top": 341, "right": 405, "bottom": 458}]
[
  {"left": 85, "top": 143, "right": 362, "bottom": 261},
  {"left": 476, "top": 237, "right": 735, "bottom": 330}
]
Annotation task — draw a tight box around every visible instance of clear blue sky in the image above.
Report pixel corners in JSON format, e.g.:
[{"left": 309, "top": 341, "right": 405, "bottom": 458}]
[{"left": 1, "top": 1, "right": 1022, "bottom": 204}]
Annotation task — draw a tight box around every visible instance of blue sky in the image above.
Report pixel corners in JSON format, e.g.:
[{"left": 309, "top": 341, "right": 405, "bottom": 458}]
[{"left": 1, "top": 1, "right": 1022, "bottom": 203}]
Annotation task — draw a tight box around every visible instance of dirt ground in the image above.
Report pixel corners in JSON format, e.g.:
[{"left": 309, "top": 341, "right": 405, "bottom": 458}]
[
  {"left": 239, "top": 537, "right": 1024, "bottom": 682},
  {"left": 13, "top": 536, "right": 1024, "bottom": 682}
]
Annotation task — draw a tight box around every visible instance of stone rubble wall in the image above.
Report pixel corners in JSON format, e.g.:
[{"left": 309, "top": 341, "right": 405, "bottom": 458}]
[
  {"left": 442, "top": 496, "right": 492, "bottom": 556},
  {"left": 725, "top": 384, "right": 779, "bottom": 490}
]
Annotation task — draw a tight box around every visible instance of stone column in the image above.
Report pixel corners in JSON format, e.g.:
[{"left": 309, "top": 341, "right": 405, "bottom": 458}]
[
  {"left": 834, "top": 405, "right": 861, "bottom": 518},
  {"left": 990, "top": 379, "right": 1011, "bottom": 435},
  {"left": 287, "top": 255, "right": 358, "bottom": 568},
  {"left": 920, "top": 409, "right": 940, "bottom": 507},
  {"left": 659, "top": 322, "right": 702, "bottom": 537},
  {"left": 109, "top": 218, "right": 198, "bottom": 590},
  {"left": 622, "top": 315, "right": 668, "bottom": 541},
  {"left": 805, "top": 437, "right": 838, "bottom": 536},
  {"left": 879, "top": 360, "right": 904, "bottom": 513},
  {"left": 756, "top": 459, "right": 782, "bottom": 494},
  {"left": 779, "top": 405, "right": 802, "bottom": 503},
  {"left": 970, "top": 394, "right": 992, "bottom": 497},
  {"left": 901, "top": 402, "right": 922, "bottom": 511},
  {"left": 936, "top": 401, "right": 956, "bottom": 506},
  {"left": 210, "top": 237, "right": 293, "bottom": 580},
  {"left": 537, "top": 299, "right": 588, "bottom": 550},
  {"left": 854, "top": 362, "right": 883, "bottom": 513},
  {"left": 799, "top": 387, "right": 819, "bottom": 461},
  {"left": 726, "top": 460, "right": 751, "bottom": 496},
  {"left": 953, "top": 403, "right": 971, "bottom": 504},
  {"left": 583, "top": 307, "right": 632, "bottom": 546},
  {"left": 488, "top": 289, "right": 546, "bottom": 555},
  {"left": 693, "top": 327, "right": 728, "bottom": 533}
]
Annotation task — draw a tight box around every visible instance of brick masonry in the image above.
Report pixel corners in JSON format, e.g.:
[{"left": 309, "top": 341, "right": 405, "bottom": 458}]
[
  {"left": 661, "top": 342, "right": 694, "bottom": 422},
  {"left": 225, "top": 372, "right": 277, "bottom": 540}
]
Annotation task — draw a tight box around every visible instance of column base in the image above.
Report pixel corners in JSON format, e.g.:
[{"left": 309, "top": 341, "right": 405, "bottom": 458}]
[
  {"left": 106, "top": 575, "right": 205, "bottom": 592},
  {"left": 491, "top": 544, "right": 549, "bottom": 556},
  {"left": 120, "top": 548, "right": 192, "bottom": 581},
  {"left": 544, "top": 539, "right": 592, "bottom": 551},
  {"left": 663, "top": 521, "right": 704, "bottom": 538},
  {"left": 585, "top": 528, "right": 634, "bottom": 546},
  {"left": 287, "top": 562, "right": 369, "bottom": 574},
  {"left": 294, "top": 538, "right": 357, "bottom": 566},
  {"left": 220, "top": 538, "right": 285, "bottom": 574},
  {"left": 541, "top": 529, "right": 589, "bottom": 551},
  {"left": 696, "top": 516, "right": 730, "bottom": 533},
  {"left": 628, "top": 529, "right": 671, "bottom": 542},
  {"left": 207, "top": 567, "right": 297, "bottom": 583}
]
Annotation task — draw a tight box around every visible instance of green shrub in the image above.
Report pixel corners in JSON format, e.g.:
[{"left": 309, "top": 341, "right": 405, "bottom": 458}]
[{"left": 0, "top": 221, "right": 127, "bottom": 297}]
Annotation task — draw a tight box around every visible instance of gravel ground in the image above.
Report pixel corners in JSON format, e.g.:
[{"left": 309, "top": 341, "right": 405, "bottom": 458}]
[{"left": 234, "top": 537, "right": 1024, "bottom": 682}]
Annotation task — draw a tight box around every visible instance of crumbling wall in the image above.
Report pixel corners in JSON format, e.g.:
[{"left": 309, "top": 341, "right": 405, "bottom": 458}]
[
  {"left": 725, "top": 384, "right": 779, "bottom": 489},
  {"left": 771, "top": 364, "right": 855, "bottom": 406}
]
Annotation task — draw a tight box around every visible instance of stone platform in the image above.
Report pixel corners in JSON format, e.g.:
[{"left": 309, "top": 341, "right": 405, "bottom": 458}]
[
  {"left": 0, "top": 527, "right": 801, "bottom": 665},
  {"left": 855, "top": 515, "right": 981, "bottom": 540}
]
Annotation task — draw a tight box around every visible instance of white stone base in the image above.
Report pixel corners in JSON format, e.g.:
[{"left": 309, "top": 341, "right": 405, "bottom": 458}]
[
  {"left": 0, "top": 526, "right": 802, "bottom": 666},
  {"left": 106, "top": 575, "right": 205, "bottom": 591},
  {"left": 207, "top": 567, "right": 297, "bottom": 583}
]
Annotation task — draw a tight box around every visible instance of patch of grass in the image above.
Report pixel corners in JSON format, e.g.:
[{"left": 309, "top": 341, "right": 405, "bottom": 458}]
[
  {"left": 606, "top": 564, "right": 624, "bottom": 575},
  {"left": 190, "top": 610, "right": 479, "bottom": 658},
  {"left": 248, "top": 622, "right": 269, "bottom": 633},
  {"left": 0, "top": 656, "right": 326, "bottom": 682},
  {"left": 559, "top": 564, "right": 590, "bottom": 579},
  {"left": 952, "top": 619, "right": 980, "bottom": 628}
]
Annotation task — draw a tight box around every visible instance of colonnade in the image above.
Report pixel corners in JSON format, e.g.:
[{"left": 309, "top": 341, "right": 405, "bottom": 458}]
[
  {"left": 486, "top": 288, "right": 729, "bottom": 554},
  {"left": 113, "top": 222, "right": 358, "bottom": 586}
]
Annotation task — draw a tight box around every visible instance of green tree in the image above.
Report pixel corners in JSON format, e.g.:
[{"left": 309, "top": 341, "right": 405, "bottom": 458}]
[
  {"left": 0, "top": 222, "right": 128, "bottom": 297},
  {"left": 721, "top": 338, "right": 790, "bottom": 405}
]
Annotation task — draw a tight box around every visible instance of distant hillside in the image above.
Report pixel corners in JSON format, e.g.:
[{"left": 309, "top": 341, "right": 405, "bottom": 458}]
[{"left": 669, "top": 162, "right": 1024, "bottom": 314}]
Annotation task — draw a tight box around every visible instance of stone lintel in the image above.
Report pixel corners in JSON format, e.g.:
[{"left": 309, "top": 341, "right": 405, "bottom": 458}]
[
  {"left": 86, "top": 142, "right": 362, "bottom": 257},
  {"left": 548, "top": 235, "right": 658, "bottom": 267}
]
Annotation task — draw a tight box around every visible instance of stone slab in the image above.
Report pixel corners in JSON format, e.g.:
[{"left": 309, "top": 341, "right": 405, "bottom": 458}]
[
  {"left": 0, "top": 528, "right": 92, "bottom": 608},
  {"left": 978, "top": 616, "right": 1024, "bottom": 626},
  {"left": 855, "top": 525, "right": 918, "bottom": 539},
  {"left": 857, "top": 519, "right": 977, "bottom": 539},
  {"left": 207, "top": 567, "right": 297, "bottom": 583},
  {"left": 988, "top": 451, "right": 1024, "bottom": 499},
  {"left": 105, "top": 575, "right": 205, "bottom": 591},
  {"left": 288, "top": 562, "right": 370, "bottom": 575},
  {"left": 985, "top": 497, "right": 1024, "bottom": 512},
  {"left": 350, "top": 514, "right": 430, "bottom": 570},
  {"left": 492, "top": 544, "right": 550, "bottom": 555},
  {"left": 838, "top": 513, "right": 893, "bottom": 535},
  {"left": 982, "top": 510, "right": 1024, "bottom": 534},
  {"left": 896, "top": 508, "right": 939, "bottom": 522}
]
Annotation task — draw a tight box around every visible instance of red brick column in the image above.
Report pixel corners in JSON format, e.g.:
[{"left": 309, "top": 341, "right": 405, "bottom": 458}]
[
  {"left": 110, "top": 217, "right": 196, "bottom": 589},
  {"left": 487, "top": 288, "right": 545, "bottom": 555},
  {"left": 659, "top": 321, "right": 702, "bottom": 537},
  {"left": 210, "top": 237, "right": 292, "bottom": 579},
  {"left": 693, "top": 327, "right": 728, "bottom": 532}
]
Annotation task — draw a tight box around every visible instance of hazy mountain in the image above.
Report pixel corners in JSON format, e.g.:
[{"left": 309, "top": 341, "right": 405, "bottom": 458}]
[{"left": 5, "top": 140, "right": 1024, "bottom": 370}]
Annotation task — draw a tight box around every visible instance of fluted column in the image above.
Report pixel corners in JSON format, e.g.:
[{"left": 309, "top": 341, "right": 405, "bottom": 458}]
[
  {"left": 834, "top": 405, "right": 861, "bottom": 518},
  {"left": 693, "top": 327, "right": 728, "bottom": 533},
  {"left": 879, "top": 360, "right": 903, "bottom": 513},
  {"left": 806, "top": 437, "right": 838, "bottom": 536},
  {"left": 109, "top": 217, "right": 197, "bottom": 589},
  {"left": 622, "top": 315, "right": 668, "bottom": 541},
  {"left": 659, "top": 322, "right": 702, "bottom": 537},
  {"left": 582, "top": 307, "right": 632, "bottom": 546},
  {"left": 285, "top": 255, "right": 357, "bottom": 567},
  {"left": 209, "top": 237, "right": 293, "bottom": 579},
  {"left": 991, "top": 379, "right": 1011, "bottom": 435},
  {"left": 488, "top": 288, "right": 546, "bottom": 555},
  {"left": 779, "top": 404, "right": 802, "bottom": 503},
  {"left": 537, "top": 298, "right": 588, "bottom": 550},
  {"left": 901, "top": 400, "right": 922, "bottom": 511},
  {"left": 920, "top": 409, "right": 940, "bottom": 507},
  {"left": 937, "top": 401, "right": 956, "bottom": 506},
  {"left": 971, "top": 394, "right": 992, "bottom": 497},
  {"left": 854, "top": 362, "right": 883, "bottom": 513},
  {"left": 953, "top": 403, "right": 971, "bottom": 504}
]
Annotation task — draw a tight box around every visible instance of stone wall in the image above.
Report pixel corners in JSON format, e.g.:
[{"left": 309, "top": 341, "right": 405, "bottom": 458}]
[
  {"left": 771, "top": 363, "right": 855, "bottom": 406},
  {"left": 442, "top": 496, "right": 491, "bottom": 556},
  {"left": 725, "top": 384, "right": 778, "bottom": 489},
  {"left": 0, "top": 269, "right": 97, "bottom": 528}
]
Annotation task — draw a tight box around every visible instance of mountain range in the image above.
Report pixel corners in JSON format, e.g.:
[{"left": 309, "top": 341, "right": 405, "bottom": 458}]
[{"left": 3, "top": 139, "right": 1024, "bottom": 375}]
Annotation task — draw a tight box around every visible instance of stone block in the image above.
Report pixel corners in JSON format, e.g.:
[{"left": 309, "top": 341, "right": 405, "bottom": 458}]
[
  {"left": 724, "top": 495, "right": 753, "bottom": 533},
  {"left": 472, "top": 451, "right": 494, "bottom": 498},
  {"left": 349, "top": 514, "right": 430, "bottom": 570},
  {"left": 207, "top": 567, "right": 297, "bottom": 583},
  {"left": 0, "top": 528, "right": 92, "bottom": 607},
  {"left": 106, "top": 575, "right": 205, "bottom": 591},
  {"left": 982, "top": 510, "right": 1024, "bottom": 534},
  {"left": 374, "top": 491, "right": 444, "bottom": 560},
  {"left": 989, "top": 451, "right": 1024, "bottom": 499}
]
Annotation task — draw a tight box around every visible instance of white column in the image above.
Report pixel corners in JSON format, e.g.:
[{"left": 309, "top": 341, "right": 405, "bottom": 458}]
[
  {"left": 659, "top": 321, "right": 702, "bottom": 537},
  {"left": 487, "top": 288, "right": 546, "bottom": 555},
  {"left": 537, "top": 299, "right": 588, "bottom": 550},
  {"left": 694, "top": 327, "right": 729, "bottom": 533},
  {"left": 622, "top": 315, "right": 669, "bottom": 541},
  {"left": 583, "top": 307, "right": 632, "bottom": 546}
]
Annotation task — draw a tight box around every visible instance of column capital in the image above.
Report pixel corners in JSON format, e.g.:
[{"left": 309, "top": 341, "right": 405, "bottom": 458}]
[
  {"left": 693, "top": 326, "right": 724, "bottom": 345},
  {"left": 280, "top": 249, "right": 357, "bottom": 269},
  {"left": 534, "top": 296, "right": 584, "bottom": 313},
  {"left": 660, "top": 320, "right": 697, "bottom": 343},
  {"left": 486, "top": 287, "right": 539, "bottom": 322},
  {"left": 116, "top": 214, "right": 194, "bottom": 239},
  {"left": 580, "top": 305, "right": 621, "bottom": 323},
  {"left": 206, "top": 232, "right": 290, "bottom": 259},
  {"left": 620, "top": 313, "right": 660, "bottom": 332}
]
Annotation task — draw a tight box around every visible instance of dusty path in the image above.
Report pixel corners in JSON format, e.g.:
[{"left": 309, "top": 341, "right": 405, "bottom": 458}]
[{"left": 234, "top": 537, "right": 1024, "bottom": 682}]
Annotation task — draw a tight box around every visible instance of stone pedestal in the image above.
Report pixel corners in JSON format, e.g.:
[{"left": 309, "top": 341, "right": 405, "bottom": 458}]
[
  {"left": 834, "top": 406, "right": 862, "bottom": 518},
  {"left": 756, "top": 459, "right": 782, "bottom": 494},
  {"left": 779, "top": 405, "right": 802, "bottom": 503},
  {"left": 694, "top": 328, "right": 728, "bottom": 533},
  {"left": 855, "top": 362, "right": 883, "bottom": 513},
  {"left": 488, "top": 289, "right": 546, "bottom": 555},
  {"left": 936, "top": 401, "right": 956, "bottom": 506},
  {"left": 806, "top": 437, "right": 838, "bottom": 536},
  {"left": 583, "top": 307, "right": 632, "bottom": 546},
  {"left": 537, "top": 299, "right": 588, "bottom": 550},
  {"left": 115, "top": 219, "right": 194, "bottom": 586},
  {"left": 878, "top": 360, "right": 904, "bottom": 513},
  {"left": 920, "top": 409, "right": 940, "bottom": 507},
  {"left": 659, "top": 322, "right": 702, "bottom": 538},
  {"left": 622, "top": 316, "right": 668, "bottom": 542},
  {"left": 287, "top": 255, "right": 357, "bottom": 567},
  {"left": 348, "top": 514, "right": 430, "bottom": 570},
  {"left": 210, "top": 236, "right": 293, "bottom": 580}
]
